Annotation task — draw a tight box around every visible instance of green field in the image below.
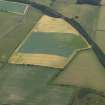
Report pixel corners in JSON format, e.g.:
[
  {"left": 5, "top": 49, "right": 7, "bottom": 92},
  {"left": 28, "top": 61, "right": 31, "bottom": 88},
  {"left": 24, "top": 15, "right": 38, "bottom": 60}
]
[
  {"left": 16, "top": 32, "right": 89, "bottom": 57},
  {"left": 52, "top": 0, "right": 77, "bottom": 8},
  {"left": 0, "top": 7, "right": 43, "bottom": 62},
  {"left": 0, "top": 0, "right": 28, "bottom": 14},
  {"left": 0, "top": 12, "right": 19, "bottom": 38},
  {"left": 54, "top": 49, "right": 105, "bottom": 92},
  {"left": 0, "top": 64, "right": 76, "bottom": 105}
]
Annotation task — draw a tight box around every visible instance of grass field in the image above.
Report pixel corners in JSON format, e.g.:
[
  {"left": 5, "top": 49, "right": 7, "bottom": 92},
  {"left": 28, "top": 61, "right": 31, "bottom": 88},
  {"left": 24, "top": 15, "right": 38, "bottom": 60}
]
[
  {"left": 50, "top": 1, "right": 105, "bottom": 92},
  {"left": 0, "top": 64, "right": 76, "bottom": 105},
  {"left": 0, "top": 0, "right": 28, "bottom": 15},
  {"left": 15, "top": 32, "right": 89, "bottom": 57},
  {"left": 54, "top": 49, "right": 105, "bottom": 92},
  {"left": 0, "top": 7, "right": 43, "bottom": 62}
]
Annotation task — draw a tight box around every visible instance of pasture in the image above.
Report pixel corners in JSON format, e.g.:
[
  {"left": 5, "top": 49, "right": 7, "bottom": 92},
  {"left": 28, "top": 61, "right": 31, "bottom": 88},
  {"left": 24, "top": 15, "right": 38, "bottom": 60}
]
[
  {"left": 0, "top": 0, "right": 28, "bottom": 15},
  {"left": 0, "top": 64, "right": 76, "bottom": 105}
]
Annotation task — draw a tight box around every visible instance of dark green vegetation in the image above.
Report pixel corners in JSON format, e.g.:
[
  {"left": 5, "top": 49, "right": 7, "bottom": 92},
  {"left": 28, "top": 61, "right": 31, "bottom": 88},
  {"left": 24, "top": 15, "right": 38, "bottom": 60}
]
[
  {"left": 77, "top": 0, "right": 100, "bottom": 5},
  {"left": 18, "top": 32, "right": 89, "bottom": 57}
]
